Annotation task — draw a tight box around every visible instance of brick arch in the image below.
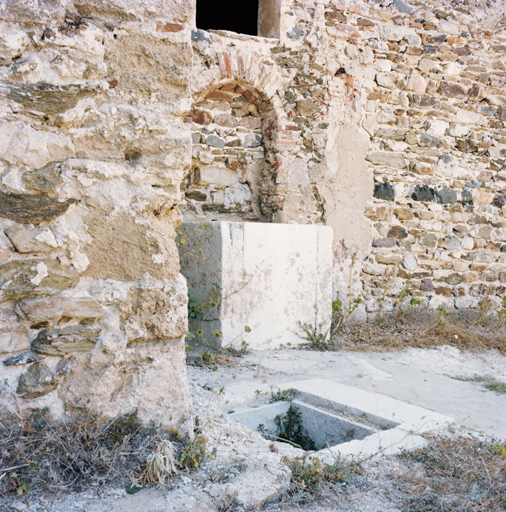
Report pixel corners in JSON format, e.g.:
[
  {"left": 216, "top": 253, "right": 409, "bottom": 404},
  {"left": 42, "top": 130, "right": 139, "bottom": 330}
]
[
  {"left": 188, "top": 51, "right": 299, "bottom": 219},
  {"left": 191, "top": 49, "right": 290, "bottom": 111}
]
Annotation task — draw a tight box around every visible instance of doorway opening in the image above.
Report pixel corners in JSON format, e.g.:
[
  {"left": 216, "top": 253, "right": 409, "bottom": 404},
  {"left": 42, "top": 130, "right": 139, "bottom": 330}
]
[
  {"left": 196, "top": 0, "right": 259, "bottom": 36},
  {"left": 195, "top": 0, "right": 281, "bottom": 38}
]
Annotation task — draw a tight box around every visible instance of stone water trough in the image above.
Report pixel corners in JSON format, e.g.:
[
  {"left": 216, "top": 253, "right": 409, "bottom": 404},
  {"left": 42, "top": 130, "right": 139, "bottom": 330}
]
[{"left": 226, "top": 379, "right": 454, "bottom": 459}]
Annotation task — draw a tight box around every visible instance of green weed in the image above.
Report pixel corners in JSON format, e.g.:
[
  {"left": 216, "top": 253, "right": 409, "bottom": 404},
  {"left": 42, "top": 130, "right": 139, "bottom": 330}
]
[
  {"left": 177, "top": 435, "right": 207, "bottom": 471},
  {"left": 281, "top": 454, "right": 361, "bottom": 502}
]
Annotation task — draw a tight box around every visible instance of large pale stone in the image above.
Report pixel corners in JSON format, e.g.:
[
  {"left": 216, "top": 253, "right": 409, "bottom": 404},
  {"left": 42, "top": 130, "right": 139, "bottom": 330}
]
[
  {"left": 0, "top": 122, "right": 74, "bottom": 169},
  {"left": 179, "top": 222, "right": 333, "bottom": 350},
  {"left": 473, "top": 189, "right": 494, "bottom": 205},
  {"left": 0, "top": 21, "right": 30, "bottom": 65},
  {"left": 120, "top": 275, "right": 188, "bottom": 344},
  {"left": 366, "top": 152, "right": 408, "bottom": 169},
  {"left": 5, "top": 224, "right": 58, "bottom": 253},
  {"left": 197, "top": 166, "right": 239, "bottom": 187},
  {"left": 84, "top": 214, "right": 180, "bottom": 282},
  {"left": 456, "top": 110, "right": 486, "bottom": 125},
  {"left": 16, "top": 296, "right": 103, "bottom": 323},
  {"left": 59, "top": 340, "right": 191, "bottom": 428},
  {"left": 406, "top": 70, "right": 427, "bottom": 93}
]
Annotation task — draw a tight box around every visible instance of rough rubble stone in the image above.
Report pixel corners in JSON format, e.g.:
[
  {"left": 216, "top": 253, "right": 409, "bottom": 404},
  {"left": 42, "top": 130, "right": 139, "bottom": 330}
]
[
  {"left": 373, "top": 237, "right": 396, "bottom": 247},
  {"left": 374, "top": 182, "right": 395, "bottom": 201},
  {"left": 412, "top": 184, "right": 435, "bottom": 202},
  {"left": 31, "top": 327, "right": 100, "bottom": 356},
  {"left": 420, "top": 278, "right": 435, "bottom": 292},
  {"left": 435, "top": 186, "right": 458, "bottom": 204},
  {"left": 366, "top": 152, "right": 408, "bottom": 168},
  {"left": 388, "top": 226, "right": 408, "bottom": 239},
  {"left": 0, "top": 192, "right": 77, "bottom": 224},
  {"left": 445, "top": 273, "right": 465, "bottom": 286},
  {"left": 16, "top": 296, "right": 103, "bottom": 324},
  {"left": 16, "top": 361, "right": 57, "bottom": 399}
]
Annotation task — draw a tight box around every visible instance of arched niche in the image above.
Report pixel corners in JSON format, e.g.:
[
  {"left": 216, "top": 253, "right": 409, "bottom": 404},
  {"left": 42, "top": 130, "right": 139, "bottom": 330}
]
[{"left": 182, "top": 81, "right": 280, "bottom": 222}]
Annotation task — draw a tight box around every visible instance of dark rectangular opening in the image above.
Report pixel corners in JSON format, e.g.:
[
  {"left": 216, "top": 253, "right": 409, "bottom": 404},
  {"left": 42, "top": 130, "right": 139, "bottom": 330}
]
[{"left": 196, "top": 0, "right": 260, "bottom": 36}]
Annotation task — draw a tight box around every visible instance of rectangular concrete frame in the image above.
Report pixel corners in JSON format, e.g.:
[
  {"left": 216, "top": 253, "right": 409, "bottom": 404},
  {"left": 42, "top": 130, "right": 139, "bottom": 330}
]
[
  {"left": 179, "top": 222, "right": 333, "bottom": 350},
  {"left": 230, "top": 399, "right": 374, "bottom": 449},
  {"left": 223, "top": 379, "right": 454, "bottom": 460},
  {"left": 286, "top": 379, "right": 454, "bottom": 460}
]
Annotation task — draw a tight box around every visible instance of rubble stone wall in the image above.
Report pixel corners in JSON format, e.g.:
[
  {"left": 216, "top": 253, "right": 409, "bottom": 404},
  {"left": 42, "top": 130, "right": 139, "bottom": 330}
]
[
  {"left": 1, "top": 0, "right": 505, "bottom": 422},
  {"left": 0, "top": 0, "right": 193, "bottom": 427},
  {"left": 187, "top": 0, "right": 506, "bottom": 319}
]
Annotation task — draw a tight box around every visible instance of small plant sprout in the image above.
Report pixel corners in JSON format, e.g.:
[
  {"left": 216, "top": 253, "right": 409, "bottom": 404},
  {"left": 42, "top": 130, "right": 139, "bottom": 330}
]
[
  {"left": 374, "top": 279, "right": 389, "bottom": 326},
  {"left": 332, "top": 252, "right": 364, "bottom": 332},
  {"left": 476, "top": 296, "right": 492, "bottom": 325},
  {"left": 177, "top": 435, "right": 207, "bottom": 471},
  {"left": 394, "top": 280, "right": 424, "bottom": 318},
  {"left": 297, "top": 322, "right": 334, "bottom": 351},
  {"left": 437, "top": 305, "right": 447, "bottom": 327},
  {"left": 497, "top": 296, "right": 506, "bottom": 328},
  {"left": 269, "top": 387, "right": 296, "bottom": 403},
  {"left": 185, "top": 281, "right": 252, "bottom": 366}
]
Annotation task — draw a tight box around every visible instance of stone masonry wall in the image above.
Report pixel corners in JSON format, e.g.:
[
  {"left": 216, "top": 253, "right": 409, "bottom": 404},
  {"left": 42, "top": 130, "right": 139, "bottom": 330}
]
[
  {"left": 188, "top": 0, "right": 506, "bottom": 321},
  {"left": 0, "top": 0, "right": 193, "bottom": 427},
  {"left": 1, "top": 0, "right": 505, "bottom": 422}
]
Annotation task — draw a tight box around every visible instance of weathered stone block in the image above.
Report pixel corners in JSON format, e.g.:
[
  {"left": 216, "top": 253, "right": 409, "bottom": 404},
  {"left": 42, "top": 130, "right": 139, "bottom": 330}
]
[
  {"left": 373, "top": 238, "right": 396, "bottom": 248},
  {"left": 3, "top": 351, "right": 38, "bottom": 367},
  {"left": 473, "top": 190, "right": 494, "bottom": 205},
  {"left": 178, "top": 222, "right": 333, "bottom": 350},
  {"left": 0, "top": 122, "right": 74, "bottom": 169},
  {"left": 402, "top": 254, "right": 417, "bottom": 271},
  {"left": 374, "top": 182, "right": 395, "bottom": 201},
  {"left": 16, "top": 296, "right": 103, "bottom": 324},
  {"left": 366, "top": 152, "right": 408, "bottom": 168},
  {"left": 421, "top": 133, "right": 440, "bottom": 148},
  {"left": 31, "top": 327, "right": 100, "bottom": 356},
  {"left": 435, "top": 186, "right": 458, "bottom": 204},
  {"left": 376, "top": 253, "right": 403, "bottom": 265},
  {"left": 420, "top": 278, "right": 434, "bottom": 292},
  {"left": 2, "top": 82, "right": 104, "bottom": 115},
  {"left": 394, "top": 208, "right": 414, "bottom": 221},
  {"left": 16, "top": 362, "right": 57, "bottom": 399},
  {"left": 206, "top": 135, "right": 226, "bottom": 148},
  {"left": 198, "top": 167, "right": 239, "bottom": 187},
  {"left": 444, "top": 273, "right": 464, "bottom": 286},
  {"left": 0, "top": 192, "right": 77, "bottom": 225},
  {"left": 374, "top": 128, "right": 405, "bottom": 141},
  {"left": 365, "top": 206, "right": 391, "bottom": 221},
  {"left": 0, "top": 259, "right": 79, "bottom": 303},
  {"left": 412, "top": 184, "right": 435, "bottom": 202},
  {"left": 388, "top": 226, "right": 408, "bottom": 239},
  {"left": 5, "top": 225, "right": 58, "bottom": 254},
  {"left": 120, "top": 276, "right": 188, "bottom": 344}
]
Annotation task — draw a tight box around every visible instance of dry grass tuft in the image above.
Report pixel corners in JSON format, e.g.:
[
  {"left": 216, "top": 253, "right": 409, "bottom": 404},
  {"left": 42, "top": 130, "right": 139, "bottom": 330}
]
[
  {"left": 333, "top": 310, "right": 506, "bottom": 355},
  {"left": 0, "top": 406, "right": 201, "bottom": 500},
  {"left": 396, "top": 435, "right": 506, "bottom": 512},
  {"left": 0, "top": 408, "right": 158, "bottom": 497}
]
